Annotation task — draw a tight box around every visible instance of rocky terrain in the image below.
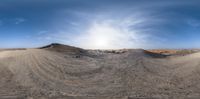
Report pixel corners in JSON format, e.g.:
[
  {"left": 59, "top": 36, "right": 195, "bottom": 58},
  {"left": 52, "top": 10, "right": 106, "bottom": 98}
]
[{"left": 0, "top": 43, "right": 200, "bottom": 99}]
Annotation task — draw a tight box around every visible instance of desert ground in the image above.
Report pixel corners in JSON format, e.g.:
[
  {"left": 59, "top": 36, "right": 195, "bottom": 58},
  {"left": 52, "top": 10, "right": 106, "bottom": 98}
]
[{"left": 0, "top": 43, "right": 200, "bottom": 99}]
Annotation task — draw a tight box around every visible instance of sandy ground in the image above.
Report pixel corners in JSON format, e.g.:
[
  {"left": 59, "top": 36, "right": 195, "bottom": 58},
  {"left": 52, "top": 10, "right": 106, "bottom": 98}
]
[{"left": 0, "top": 45, "right": 200, "bottom": 99}]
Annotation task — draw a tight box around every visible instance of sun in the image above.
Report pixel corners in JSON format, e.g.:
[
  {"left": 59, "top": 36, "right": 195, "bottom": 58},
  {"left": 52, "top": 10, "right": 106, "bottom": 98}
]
[
  {"left": 76, "top": 20, "right": 137, "bottom": 49},
  {"left": 93, "top": 38, "right": 108, "bottom": 48},
  {"left": 86, "top": 23, "right": 119, "bottom": 49}
]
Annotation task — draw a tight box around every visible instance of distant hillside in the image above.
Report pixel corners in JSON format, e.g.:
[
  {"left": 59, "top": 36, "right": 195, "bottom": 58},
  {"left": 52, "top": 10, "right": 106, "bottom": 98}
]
[
  {"left": 40, "top": 43, "right": 86, "bottom": 55},
  {"left": 147, "top": 49, "right": 200, "bottom": 56}
]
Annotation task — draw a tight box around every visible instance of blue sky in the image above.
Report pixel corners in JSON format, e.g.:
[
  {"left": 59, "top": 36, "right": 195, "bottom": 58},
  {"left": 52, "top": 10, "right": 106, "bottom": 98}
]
[{"left": 1, "top": 0, "right": 200, "bottom": 49}]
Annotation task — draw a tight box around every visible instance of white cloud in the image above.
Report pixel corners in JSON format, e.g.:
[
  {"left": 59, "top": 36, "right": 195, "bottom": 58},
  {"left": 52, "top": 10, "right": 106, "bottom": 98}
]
[
  {"left": 57, "top": 17, "right": 155, "bottom": 49},
  {"left": 37, "top": 30, "right": 48, "bottom": 35},
  {"left": 187, "top": 19, "right": 200, "bottom": 27},
  {"left": 15, "top": 18, "right": 26, "bottom": 24},
  {"left": 37, "top": 12, "right": 164, "bottom": 49},
  {"left": 71, "top": 18, "right": 151, "bottom": 49}
]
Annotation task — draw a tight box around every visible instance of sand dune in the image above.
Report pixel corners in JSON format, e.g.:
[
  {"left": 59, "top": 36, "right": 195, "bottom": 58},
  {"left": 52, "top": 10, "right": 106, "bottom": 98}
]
[{"left": 0, "top": 44, "right": 200, "bottom": 99}]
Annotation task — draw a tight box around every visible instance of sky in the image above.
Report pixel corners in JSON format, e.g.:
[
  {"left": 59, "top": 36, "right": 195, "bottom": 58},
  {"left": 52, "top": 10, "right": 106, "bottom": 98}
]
[{"left": 1, "top": 0, "right": 200, "bottom": 49}]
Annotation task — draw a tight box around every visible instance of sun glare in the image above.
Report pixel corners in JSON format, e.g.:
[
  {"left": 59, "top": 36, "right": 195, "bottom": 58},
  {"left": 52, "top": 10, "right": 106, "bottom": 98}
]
[
  {"left": 86, "top": 23, "right": 120, "bottom": 49},
  {"left": 76, "top": 20, "right": 139, "bottom": 49}
]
